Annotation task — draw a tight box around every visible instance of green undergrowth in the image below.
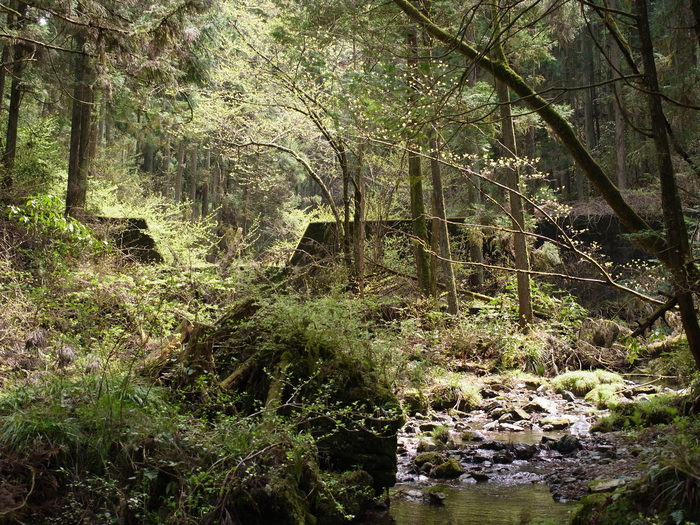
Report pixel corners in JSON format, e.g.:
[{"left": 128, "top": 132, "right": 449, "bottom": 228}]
[
  {"left": 0, "top": 369, "right": 383, "bottom": 524},
  {"left": 592, "top": 393, "right": 685, "bottom": 432},
  {"left": 573, "top": 414, "right": 700, "bottom": 524},
  {"left": 0, "top": 201, "right": 404, "bottom": 523}
]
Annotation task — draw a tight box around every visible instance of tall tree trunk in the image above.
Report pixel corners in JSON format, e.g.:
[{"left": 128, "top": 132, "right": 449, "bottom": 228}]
[
  {"left": 609, "top": 1, "right": 627, "bottom": 190},
  {"left": 190, "top": 148, "right": 199, "bottom": 221},
  {"left": 2, "top": 3, "right": 28, "bottom": 187},
  {"left": 160, "top": 141, "right": 172, "bottom": 197},
  {"left": 201, "top": 148, "right": 210, "bottom": 217},
  {"left": 0, "top": 9, "right": 12, "bottom": 115},
  {"left": 429, "top": 131, "right": 459, "bottom": 314},
  {"left": 497, "top": 79, "right": 533, "bottom": 327},
  {"left": 352, "top": 145, "right": 366, "bottom": 294},
  {"left": 141, "top": 142, "right": 156, "bottom": 173},
  {"left": 174, "top": 141, "right": 185, "bottom": 202},
  {"left": 407, "top": 26, "right": 433, "bottom": 295},
  {"left": 494, "top": 13, "right": 533, "bottom": 327},
  {"left": 636, "top": 0, "right": 700, "bottom": 369},
  {"left": 66, "top": 35, "right": 93, "bottom": 216},
  {"left": 467, "top": 164, "right": 485, "bottom": 288}
]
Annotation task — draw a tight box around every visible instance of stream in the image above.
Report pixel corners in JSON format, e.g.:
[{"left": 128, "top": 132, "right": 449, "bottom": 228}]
[{"left": 363, "top": 376, "right": 668, "bottom": 524}]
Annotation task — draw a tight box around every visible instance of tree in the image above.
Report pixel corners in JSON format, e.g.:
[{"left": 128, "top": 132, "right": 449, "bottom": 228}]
[{"left": 391, "top": 0, "right": 700, "bottom": 368}]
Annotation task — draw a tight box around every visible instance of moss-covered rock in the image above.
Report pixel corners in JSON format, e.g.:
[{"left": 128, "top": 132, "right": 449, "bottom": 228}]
[
  {"left": 570, "top": 493, "right": 611, "bottom": 525},
  {"left": 316, "top": 470, "right": 375, "bottom": 524},
  {"left": 431, "top": 458, "right": 464, "bottom": 479},
  {"left": 585, "top": 384, "right": 623, "bottom": 409},
  {"left": 402, "top": 388, "right": 428, "bottom": 415},
  {"left": 551, "top": 370, "right": 624, "bottom": 397},
  {"left": 414, "top": 452, "right": 446, "bottom": 468}
]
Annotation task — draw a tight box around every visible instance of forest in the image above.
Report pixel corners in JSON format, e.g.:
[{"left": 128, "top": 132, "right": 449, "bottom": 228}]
[{"left": 0, "top": 0, "right": 699, "bottom": 523}]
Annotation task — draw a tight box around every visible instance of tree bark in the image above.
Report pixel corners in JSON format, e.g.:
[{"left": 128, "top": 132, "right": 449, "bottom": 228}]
[
  {"left": 635, "top": 0, "right": 700, "bottom": 369},
  {"left": 429, "top": 131, "right": 459, "bottom": 314},
  {"left": 66, "top": 34, "right": 93, "bottom": 216},
  {"left": 407, "top": 26, "right": 433, "bottom": 295},
  {"left": 0, "top": 9, "right": 12, "bottom": 115},
  {"left": 391, "top": 0, "right": 668, "bottom": 263},
  {"left": 201, "top": 148, "right": 210, "bottom": 217},
  {"left": 189, "top": 148, "right": 199, "bottom": 221},
  {"left": 174, "top": 141, "right": 185, "bottom": 202},
  {"left": 2, "top": 2, "right": 28, "bottom": 187},
  {"left": 493, "top": 19, "right": 533, "bottom": 327},
  {"left": 609, "top": 0, "right": 627, "bottom": 190},
  {"left": 352, "top": 145, "right": 366, "bottom": 294}
]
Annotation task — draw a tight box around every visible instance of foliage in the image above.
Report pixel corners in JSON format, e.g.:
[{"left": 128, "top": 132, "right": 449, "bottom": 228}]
[
  {"left": 574, "top": 416, "right": 700, "bottom": 524},
  {"left": 7, "top": 195, "right": 104, "bottom": 256}
]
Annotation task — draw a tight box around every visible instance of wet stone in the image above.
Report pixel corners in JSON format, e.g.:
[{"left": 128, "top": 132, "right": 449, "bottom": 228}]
[
  {"left": 589, "top": 478, "right": 627, "bottom": 493},
  {"left": 511, "top": 407, "right": 531, "bottom": 421},
  {"left": 540, "top": 416, "right": 573, "bottom": 429},
  {"left": 480, "top": 441, "right": 507, "bottom": 451},
  {"left": 490, "top": 407, "right": 510, "bottom": 418},
  {"left": 513, "top": 443, "right": 537, "bottom": 460},
  {"left": 470, "top": 471, "right": 490, "bottom": 482},
  {"left": 481, "top": 388, "right": 500, "bottom": 399},
  {"left": 524, "top": 397, "right": 557, "bottom": 414},
  {"left": 461, "top": 430, "right": 484, "bottom": 442},
  {"left": 562, "top": 390, "right": 577, "bottom": 403},
  {"left": 417, "top": 439, "right": 441, "bottom": 452},
  {"left": 499, "top": 422, "right": 526, "bottom": 432},
  {"left": 431, "top": 458, "right": 464, "bottom": 479},
  {"left": 493, "top": 450, "right": 515, "bottom": 464},
  {"left": 553, "top": 435, "right": 581, "bottom": 454}
]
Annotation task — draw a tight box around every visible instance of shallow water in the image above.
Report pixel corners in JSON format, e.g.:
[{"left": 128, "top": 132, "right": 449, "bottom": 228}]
[{"left": 381, "top": 483, "right": 572, "bottom": 525}]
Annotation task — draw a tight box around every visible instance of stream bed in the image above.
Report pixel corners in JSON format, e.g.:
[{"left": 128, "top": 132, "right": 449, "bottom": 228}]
[
  {"left": 362, "top": 375, "right": 671, "bottom": 524},
  {"left": 385, "top": 482, "right": 572, "bottom": 524}
]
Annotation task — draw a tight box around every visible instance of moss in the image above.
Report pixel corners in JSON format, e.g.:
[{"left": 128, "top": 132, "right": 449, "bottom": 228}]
[
  {"left": 427, "top": 372, "right": 482, "bottom": 411},
  {"left": 570, "top": 493, "right": 611, "bottom": 525},
  {"left": 592, "top": 394, "right": 682, "bottom": 431},
  {"left": 585, "top": 384, "right": 622, "bottom": 409},
  {"left": 414, "top": 452, "right": 446, "bottom": 468},
  {"left": 551, "top": 370, "right": 624, "bottom": 397},
  {"left": 401, "top": 387, "right": 427, "bottom": 415},
  {"left": 431, "top": 458, "right": 463, "bottom": 479},
  {"left": 316, "top": 470, "right": 375, "bottom": 524}
]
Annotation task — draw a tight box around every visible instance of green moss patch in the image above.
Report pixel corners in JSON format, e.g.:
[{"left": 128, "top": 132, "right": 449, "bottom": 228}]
[{"left": 551, "top": 370, "right": 625, "bottom": 397}]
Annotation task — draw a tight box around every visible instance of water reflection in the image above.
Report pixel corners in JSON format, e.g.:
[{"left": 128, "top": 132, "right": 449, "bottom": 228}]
[{"left": 377, "top": 483, "right": 571, "bottom": 525}]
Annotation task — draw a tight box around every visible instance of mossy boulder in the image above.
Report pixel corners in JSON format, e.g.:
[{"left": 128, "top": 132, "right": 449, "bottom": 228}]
[
  {"left": 584, "top": 384, "right": 622, "bottom": 409},
  {"left": 570, "top": 493, "right": 611, "bottom": 525},
  {"left": 402, "top": 388, "right": 428, "bottom": 414},
  {"left": 551, "top": 370, "right": 624, "bottom": 397},
  {"left": 579, "top": 319, "right": 628, "bottom": 348},
  {"left": 316, "top": 470, "right": 375, "bottom": 525},
  {"left": 427, "top": 373, "right": 482, "bottom": 411},
  {"left": 414, "top": 452, "right": 446, "bottom": 469},
  {"left": 431, "top": 458, "right": 464, "bottom": 479}
]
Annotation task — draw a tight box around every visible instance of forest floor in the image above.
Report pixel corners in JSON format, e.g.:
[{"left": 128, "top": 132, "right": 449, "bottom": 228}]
[{"left": 0, "top": 209, "right": 698, "bottom": 524}]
